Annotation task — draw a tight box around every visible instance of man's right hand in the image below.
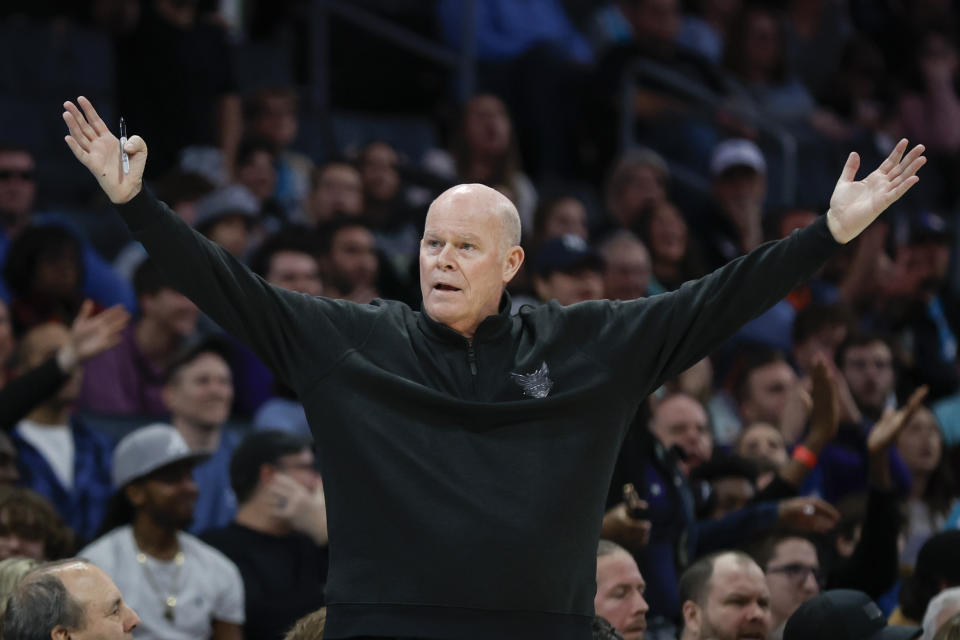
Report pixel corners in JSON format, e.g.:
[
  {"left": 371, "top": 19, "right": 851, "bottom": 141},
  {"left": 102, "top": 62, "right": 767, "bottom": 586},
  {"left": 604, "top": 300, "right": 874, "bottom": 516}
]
[{"left": 63, "top": 96, "right": 147, "bottom": 204}]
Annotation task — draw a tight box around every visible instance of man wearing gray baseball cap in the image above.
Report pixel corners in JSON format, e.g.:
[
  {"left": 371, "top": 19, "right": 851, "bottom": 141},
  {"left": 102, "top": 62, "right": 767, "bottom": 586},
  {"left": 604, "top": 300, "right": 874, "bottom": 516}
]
[
  {"left": 80, "top": 424, "right": 245, "bottom": 640},
  {"left": 784, "top": 590, "right": 921, "bottom": 640}
]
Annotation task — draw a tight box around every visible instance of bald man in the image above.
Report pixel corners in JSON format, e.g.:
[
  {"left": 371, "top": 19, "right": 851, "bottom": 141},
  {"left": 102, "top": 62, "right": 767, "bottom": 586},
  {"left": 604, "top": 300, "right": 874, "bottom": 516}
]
[{"left": 63, "top": 96, "right": 925, "bottom": 640}]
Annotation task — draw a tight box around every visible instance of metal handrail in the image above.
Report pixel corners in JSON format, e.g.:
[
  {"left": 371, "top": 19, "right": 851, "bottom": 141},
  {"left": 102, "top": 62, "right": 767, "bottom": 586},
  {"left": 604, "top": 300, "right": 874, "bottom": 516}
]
[
  {"left": 308, "top": 0, "right": 477, "bottom": 110},
  {"left": 619, "top": 58, "right": 798, "bottom": 204}
]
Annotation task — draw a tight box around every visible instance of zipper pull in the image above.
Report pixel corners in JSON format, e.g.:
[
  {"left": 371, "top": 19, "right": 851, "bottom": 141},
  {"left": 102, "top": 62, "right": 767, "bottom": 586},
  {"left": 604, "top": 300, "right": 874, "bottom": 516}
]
[{"left": 467, "top": 343, "right": 478, "bottom": 376}]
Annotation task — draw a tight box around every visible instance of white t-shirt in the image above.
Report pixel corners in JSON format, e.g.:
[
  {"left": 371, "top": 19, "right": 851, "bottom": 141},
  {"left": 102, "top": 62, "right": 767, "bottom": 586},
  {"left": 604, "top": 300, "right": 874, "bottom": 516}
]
[
  {"left": 16, "top": 420, "right": 74, "bottom": 490},
  {"left": 80, "top": 526, "right": 244, "bottom": 640}
]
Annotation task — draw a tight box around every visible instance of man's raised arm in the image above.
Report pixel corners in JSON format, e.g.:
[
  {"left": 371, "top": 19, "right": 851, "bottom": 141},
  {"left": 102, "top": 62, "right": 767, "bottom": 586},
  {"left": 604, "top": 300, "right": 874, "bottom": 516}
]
[
  {"left": 579, "top": 140, "right": 926, "bottom": 393},
  {"left": 62, "top": 97, "right": 369, "bottom": 386}
]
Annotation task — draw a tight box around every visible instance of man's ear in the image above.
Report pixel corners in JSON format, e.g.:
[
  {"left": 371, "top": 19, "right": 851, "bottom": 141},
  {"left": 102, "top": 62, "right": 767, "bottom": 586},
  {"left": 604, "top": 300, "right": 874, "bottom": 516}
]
[
  {"left": 258, "top": 463, "right": 276, "bottom": 489},
  {"left": 125, "top": 482, "right": 146, "bottom": 509},
  {"left": 682, "top": 600, "right": 701, "bottom": 638},
  {"left": 502, "top": 245, "right": 524, "bottom": 284},
  {"left": 52, "top": 625, "right": 70, "bottom": 640}
]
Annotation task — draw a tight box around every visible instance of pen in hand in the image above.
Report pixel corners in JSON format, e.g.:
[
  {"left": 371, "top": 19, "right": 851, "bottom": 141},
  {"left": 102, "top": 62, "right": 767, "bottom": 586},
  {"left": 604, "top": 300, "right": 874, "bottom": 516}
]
[{"left": 119, "top": 117, "right": 130, "bottom": 175}]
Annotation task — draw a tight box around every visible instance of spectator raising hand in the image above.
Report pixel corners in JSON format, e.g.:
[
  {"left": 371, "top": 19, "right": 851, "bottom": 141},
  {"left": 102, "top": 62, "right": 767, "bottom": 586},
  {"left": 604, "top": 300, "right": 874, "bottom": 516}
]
[
  {"left": 0, "top": 300, "right": 130, "bottom": 431},
  {"left": 868, "top": 386, "right": 930, "bottom": 456},
  {"left": 778, "top": 356, "right": 841, "bottom": 490},
  {"left": 56, "top": 300, "right": 131, "bottom": 373}
]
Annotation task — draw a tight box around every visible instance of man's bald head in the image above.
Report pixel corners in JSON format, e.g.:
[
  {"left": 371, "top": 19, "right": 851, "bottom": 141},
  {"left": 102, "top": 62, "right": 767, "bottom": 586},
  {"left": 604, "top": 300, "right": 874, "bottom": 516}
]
[
  {"left": 428, "top": 184, "right": 521, "bottom": 255},
  {"left": 419, "top": 183, "right": 525, "bottom": 338}
]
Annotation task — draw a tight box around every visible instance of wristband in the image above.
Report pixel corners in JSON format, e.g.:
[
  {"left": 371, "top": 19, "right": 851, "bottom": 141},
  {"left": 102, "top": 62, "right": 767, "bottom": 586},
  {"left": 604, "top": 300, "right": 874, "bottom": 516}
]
[{"left": 792, "top": 444, "right": 818, "bottom": 469}]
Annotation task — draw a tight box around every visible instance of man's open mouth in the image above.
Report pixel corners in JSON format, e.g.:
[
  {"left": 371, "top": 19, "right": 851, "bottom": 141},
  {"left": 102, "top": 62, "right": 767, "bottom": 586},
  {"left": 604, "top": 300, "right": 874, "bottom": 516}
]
[{"left": 434, "top": 284, "right": 461, "bottom": 291}]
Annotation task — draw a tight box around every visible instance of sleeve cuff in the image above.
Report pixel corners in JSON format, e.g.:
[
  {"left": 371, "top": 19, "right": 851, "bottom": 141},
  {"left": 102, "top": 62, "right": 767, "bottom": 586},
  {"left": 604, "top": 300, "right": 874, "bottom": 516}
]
[{"left": 115, "top": 186, "right": 161, "bottom": 233}]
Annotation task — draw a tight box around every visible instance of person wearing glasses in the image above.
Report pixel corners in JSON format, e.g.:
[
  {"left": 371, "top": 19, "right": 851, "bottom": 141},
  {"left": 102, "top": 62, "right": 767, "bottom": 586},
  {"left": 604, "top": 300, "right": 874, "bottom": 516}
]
[
  {"left": 751, "top": 532, "right": 823, "bottom": 635},
  {"left": 750, "top": 387, "right": 929, "bottom": 638},
  {"left": 203, "top": 429, "right": 328, "bottom": 640}
]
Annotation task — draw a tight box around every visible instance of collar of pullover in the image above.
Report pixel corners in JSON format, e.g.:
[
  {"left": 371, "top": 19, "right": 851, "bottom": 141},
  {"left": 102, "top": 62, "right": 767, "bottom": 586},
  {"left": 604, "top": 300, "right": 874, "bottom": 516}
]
[{"left": 417, "top": 291, "right": 514, "bottom": 346}]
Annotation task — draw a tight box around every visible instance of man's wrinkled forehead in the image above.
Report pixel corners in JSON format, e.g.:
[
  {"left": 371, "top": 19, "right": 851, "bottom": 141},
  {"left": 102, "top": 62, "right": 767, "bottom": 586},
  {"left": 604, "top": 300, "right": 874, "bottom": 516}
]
[{"left": 426, "top": 190, "right": 504, "bottom": 232}]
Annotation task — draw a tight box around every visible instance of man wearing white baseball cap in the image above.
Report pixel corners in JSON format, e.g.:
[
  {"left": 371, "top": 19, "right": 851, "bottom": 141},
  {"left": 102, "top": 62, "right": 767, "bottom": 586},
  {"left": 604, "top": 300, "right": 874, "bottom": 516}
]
[
  {"left": 698, "top": 138, "right": 769, "bottom": 272},
  {"left": 80, "top": 424, "right": 245, "bottom": 640}
]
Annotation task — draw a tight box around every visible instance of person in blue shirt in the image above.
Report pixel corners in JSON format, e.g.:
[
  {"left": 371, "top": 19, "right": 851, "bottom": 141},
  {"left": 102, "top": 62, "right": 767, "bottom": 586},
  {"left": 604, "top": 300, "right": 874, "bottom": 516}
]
[
  {"left": 9, "top": 322, "right": 115, "bottom": 544},
  {"left": 161, "top": 338, "right": 238, "bottom": 535}
]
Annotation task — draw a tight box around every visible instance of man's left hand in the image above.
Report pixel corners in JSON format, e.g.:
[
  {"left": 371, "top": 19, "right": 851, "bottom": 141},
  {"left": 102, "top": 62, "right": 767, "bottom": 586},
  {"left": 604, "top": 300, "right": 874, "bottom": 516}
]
[{"left": 826, "top": 139, "right": 926, "bottom": 244}]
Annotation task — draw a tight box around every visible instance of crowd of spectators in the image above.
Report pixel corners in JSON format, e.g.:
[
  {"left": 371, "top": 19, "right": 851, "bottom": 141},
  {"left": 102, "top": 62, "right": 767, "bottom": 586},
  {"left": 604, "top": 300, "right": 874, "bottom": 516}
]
[{"left": 1, "top": 0, "right": 960, "bottom": 639}]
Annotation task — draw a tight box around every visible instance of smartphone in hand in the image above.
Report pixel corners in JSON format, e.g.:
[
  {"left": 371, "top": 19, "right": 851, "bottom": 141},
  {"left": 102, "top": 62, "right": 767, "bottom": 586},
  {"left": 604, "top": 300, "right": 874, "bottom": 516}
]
[{"left": 622, "top": 483, "right": 649, "bottom": 520}]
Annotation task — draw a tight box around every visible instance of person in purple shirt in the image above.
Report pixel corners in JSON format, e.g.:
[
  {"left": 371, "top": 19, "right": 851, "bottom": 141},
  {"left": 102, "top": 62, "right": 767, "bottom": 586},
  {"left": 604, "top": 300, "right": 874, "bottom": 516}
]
[
  {"left": 79, "top": 258, "right": 199, "bottom": 416},
  {"left": 804, "top": 332, "right": 912, "bottom": 502}
]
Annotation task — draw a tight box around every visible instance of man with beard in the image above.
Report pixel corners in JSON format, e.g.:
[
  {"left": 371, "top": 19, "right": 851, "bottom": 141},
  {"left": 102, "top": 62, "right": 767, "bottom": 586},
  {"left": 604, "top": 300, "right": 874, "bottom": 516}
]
[
  {"left": 678, "top": 551, "right": 772, "bottom": 640},
  {"left": 319, "top": 217, "right": 380, "bottom": 304},
  {"left": 307, "top": 161, "right": 364, "bottom": 225},
  {"left": 595, "top": 539, "right": 649, "bottom": 639},
  {"left": 809, "top": 333, "right": 912, "bottom": 502},
  {"left": 80, "top": 424, "right": 244, "bottom": 640}
]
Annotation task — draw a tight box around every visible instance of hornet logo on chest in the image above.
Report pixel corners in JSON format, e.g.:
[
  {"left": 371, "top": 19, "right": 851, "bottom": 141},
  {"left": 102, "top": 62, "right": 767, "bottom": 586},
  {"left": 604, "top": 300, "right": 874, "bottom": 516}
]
[{"left": 511, "top": 361, "right": 554, "bottom": 398}]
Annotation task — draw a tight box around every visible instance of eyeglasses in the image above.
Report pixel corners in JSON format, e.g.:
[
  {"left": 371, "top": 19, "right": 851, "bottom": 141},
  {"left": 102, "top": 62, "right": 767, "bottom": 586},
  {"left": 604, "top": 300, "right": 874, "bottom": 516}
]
[
  {"left": 0, "top": 169, "right": 34, "bottom": 181},
  {"left": 767, "top": 563, "right": 823, "bottom": 586}
]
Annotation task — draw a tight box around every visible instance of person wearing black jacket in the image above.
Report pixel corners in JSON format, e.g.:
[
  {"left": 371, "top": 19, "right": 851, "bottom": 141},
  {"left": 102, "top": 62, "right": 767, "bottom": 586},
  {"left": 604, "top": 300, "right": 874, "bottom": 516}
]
[{"left": 63, "top": 96, "right": 925, "bottom": 640}]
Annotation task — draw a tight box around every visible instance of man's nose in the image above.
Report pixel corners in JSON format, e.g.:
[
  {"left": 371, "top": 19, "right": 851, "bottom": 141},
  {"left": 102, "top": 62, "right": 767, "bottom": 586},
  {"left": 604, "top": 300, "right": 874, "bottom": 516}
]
[
  {"left": 124, "top": 604, "right": 141, "bottom": 631},
  {"left": 633, "top": 592, "right": 650, "bottom": 615},
  {"left": 745, "top": 601, "right": 766, "bottom": 621},
  {"left": 438, "top": 244, "right": 456, "bottom": 269},
  {"left": 803, "top": 570, "right": 820, "bottom": 595}
]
